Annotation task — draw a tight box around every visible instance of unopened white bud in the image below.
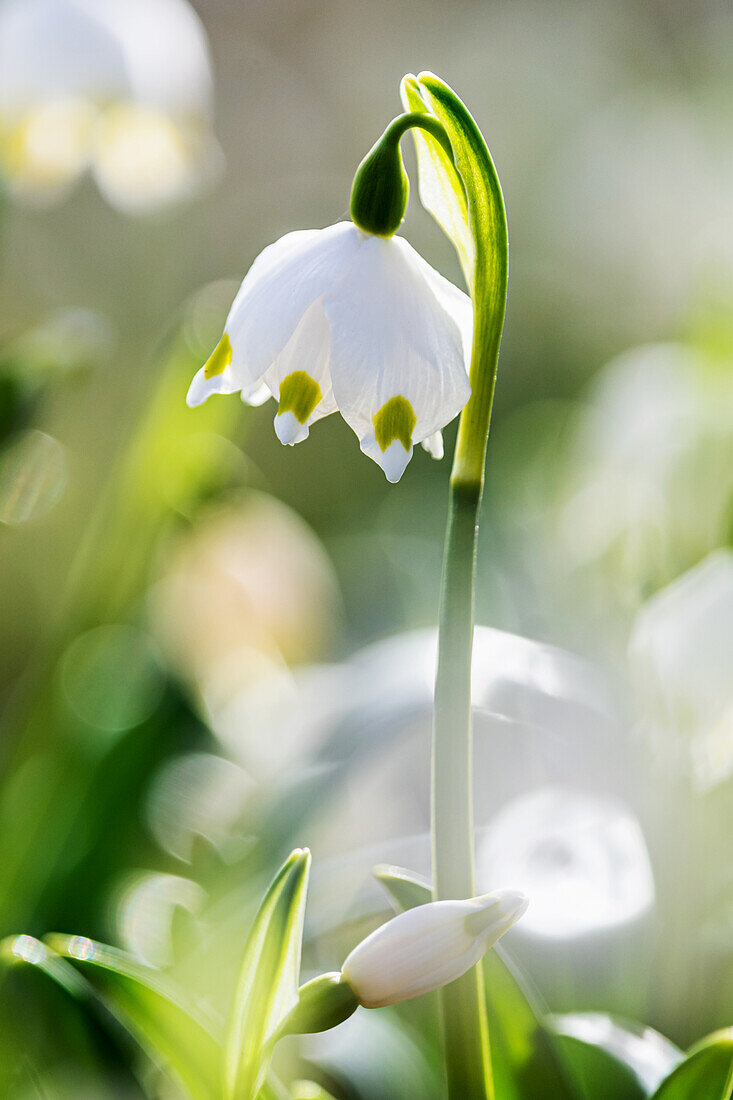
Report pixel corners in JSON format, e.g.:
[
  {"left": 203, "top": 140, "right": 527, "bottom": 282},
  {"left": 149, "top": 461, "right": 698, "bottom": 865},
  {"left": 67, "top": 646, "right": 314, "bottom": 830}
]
[{"left": 340, "top": 889, "right": 528, "bottom": 1009}]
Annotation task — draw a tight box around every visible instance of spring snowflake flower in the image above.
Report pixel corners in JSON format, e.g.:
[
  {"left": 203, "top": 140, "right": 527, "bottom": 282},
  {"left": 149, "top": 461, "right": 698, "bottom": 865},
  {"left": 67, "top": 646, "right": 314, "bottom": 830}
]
[
  {"left": 187, "top": 221, "right": 472, "bottom": 481},
  {"left": 340, "top": 889, "right": 528, "bottom": 1007}
]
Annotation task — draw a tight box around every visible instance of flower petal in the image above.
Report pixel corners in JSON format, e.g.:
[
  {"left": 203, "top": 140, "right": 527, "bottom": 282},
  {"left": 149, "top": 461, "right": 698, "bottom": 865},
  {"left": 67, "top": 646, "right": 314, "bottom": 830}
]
[
  {"left": 420, "top": 263, "right": 473, "bottom": 369},
  {"left": 186, "top": 364, "right": 240, "bottom": 407},
  {"left": 186, "top": 331, "right": 236, "bottom": 407},
  {"left": 324, "top": 233, "right": 471, "bottom": 478},
  {"left": 341, "top": 890, "right": 527, "bottom": 1008},
  {"left": 240, "top": 380, "right": 272, "bottom": 407},
  {"left": 421, "top": 430, "right": 444, "bottom": 460},
  {"left": 264, "top": 300, "right": 337, "bottom": 446},
  {"left": 223, "top": 221, "right": 361, "bottom": 390}
]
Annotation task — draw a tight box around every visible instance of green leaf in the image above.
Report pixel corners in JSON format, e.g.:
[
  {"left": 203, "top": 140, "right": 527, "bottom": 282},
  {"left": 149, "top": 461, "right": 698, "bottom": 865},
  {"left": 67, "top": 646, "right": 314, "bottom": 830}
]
[
  {"left": 43, "top": 932, "right": 223, "bottom": 1100},
  {"left": 551, "top": 1013, "right": 682, "bottom": 1099},
  {"left": 651, "top": 1029, "right": 733, "bottom": 1100},
  {"left": 224, "top": 848, "right": 311, "bottom": 1100},
  {"left": 304, "top": 1007, "right": 443, "bottom": 1100},
  {"left": 257, "top": 1073, "right": 292, "bottom": 1100},
  {"left": 373, "top": 863, "right": 432, "bottom": 912},
  {"left": 0, "top": 933, "right": 139, "bottom": 1090},
  {"left": 290, "top": 1082, "right": 338, "bottom": 1100},
  {"left": 2, "top": 934, "right": 91, "bottom": 1000},
  {"left": 549, "top": 1014, "right": 684, "bottom": 1099}
]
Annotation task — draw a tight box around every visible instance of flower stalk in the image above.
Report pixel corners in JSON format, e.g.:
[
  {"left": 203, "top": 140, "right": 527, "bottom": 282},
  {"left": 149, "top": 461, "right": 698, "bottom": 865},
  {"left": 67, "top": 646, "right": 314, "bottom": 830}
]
[{"left": 401, "top": 73, "right": 509, "bottom": 1099}]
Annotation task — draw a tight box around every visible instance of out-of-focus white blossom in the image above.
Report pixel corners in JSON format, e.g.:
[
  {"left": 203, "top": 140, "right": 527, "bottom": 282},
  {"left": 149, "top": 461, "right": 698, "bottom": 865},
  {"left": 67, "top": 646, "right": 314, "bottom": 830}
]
[
  {"left": 115, "top": 871, "right": 205, "bottom": 968},
  {"left": 478, "top": 787, "right": 654, "bottom": 940},
  {"left": 558, "top": 343, "right": 733, "bottom": 601},
  {"left": 0, "top": 0, "right": 219, "bottom": 212},
  {"left": 187, "top": 222, "right": 472, "bottom": 481},
  {"left": 146, "top": 752, "right": 255, "bottom": 862},
  {"left": 630, "top": 550, "right": 733, "bottom": 790},
  {"left": 147, "top": 495, "right": 342, "bottom": 778},
  {"left": 341, "top": 890, "right": 527, "bottom": 1008},
  {"left": 148, "top": 494, "right": 340, "bottom": 689}
]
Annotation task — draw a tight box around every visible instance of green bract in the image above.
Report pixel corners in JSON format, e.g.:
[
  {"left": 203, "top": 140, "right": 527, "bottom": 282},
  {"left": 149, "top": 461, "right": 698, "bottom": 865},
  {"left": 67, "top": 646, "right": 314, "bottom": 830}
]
[{"left": 277, "top": 971, "right": 358, "bottom": 1039}]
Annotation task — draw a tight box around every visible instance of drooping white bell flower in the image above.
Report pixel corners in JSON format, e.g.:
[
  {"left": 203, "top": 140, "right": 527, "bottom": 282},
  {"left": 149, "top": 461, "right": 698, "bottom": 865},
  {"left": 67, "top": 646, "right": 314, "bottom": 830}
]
[
  {"left": 340, "top": 889, "right": 527, "bottom": 1008},
  {"left": 0, "top": 0, "right": 218, "bottom": 212},
  {"left": 186, "top": 221, "right": 472, "bottom": 481}
]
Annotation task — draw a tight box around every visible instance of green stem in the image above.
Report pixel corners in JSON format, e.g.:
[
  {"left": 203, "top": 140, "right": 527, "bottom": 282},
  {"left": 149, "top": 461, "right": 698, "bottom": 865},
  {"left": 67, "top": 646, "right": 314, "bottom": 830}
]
[
  {"left": 433, "top": 481, "right": 492, "bottom": 1100},
  {"left": 417, "top": 73, "right": 507, "bottom": 1098},
  {"left": 433, "top": 482, "right": 481, "bottom": 902},
  {"left": 358, "top": 70, "right": 508, "bottom": 1098}
]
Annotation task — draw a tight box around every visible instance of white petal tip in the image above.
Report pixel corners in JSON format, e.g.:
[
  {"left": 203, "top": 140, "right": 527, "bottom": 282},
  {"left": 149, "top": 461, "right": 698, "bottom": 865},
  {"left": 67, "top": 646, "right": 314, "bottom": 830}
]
[
  {"left": 421, "top": 431, "right": 444, "bottom": 460},
  {"left": 274, "top": 410, "right": 309, "bottom": 446},
  {"left": 186, "top": 366, "right": 234, "bottom": 408},
  {"left": 241, "top": 381, "right": 272, "bottom": 407},
  {"left": 494, "top": 889, "right": 530, "bottom": 924},
  {"left": 186, "top": 369, "right": 212, "bottom": 407},
  {"left": 466, "top": 889, "right": 529, "bottom": 940},
  {"left": 379, "top": 440, "right": 413, "bottom": 483}
]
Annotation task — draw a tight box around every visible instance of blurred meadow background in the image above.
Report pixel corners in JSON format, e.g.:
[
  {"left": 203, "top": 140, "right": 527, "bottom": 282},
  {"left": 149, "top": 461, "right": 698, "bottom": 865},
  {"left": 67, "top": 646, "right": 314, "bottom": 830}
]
[{"left": 0, "top": 0, "right": 732, "bottom": 1096}]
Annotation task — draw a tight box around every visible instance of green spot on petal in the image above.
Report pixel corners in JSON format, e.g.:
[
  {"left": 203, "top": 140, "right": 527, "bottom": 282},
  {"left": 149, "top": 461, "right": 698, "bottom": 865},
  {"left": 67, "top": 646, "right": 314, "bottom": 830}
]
[
  {"left": 278, "top": 371, "right": 322, "bottom": 424},
  {"left": 373, "top": 395, "right": 416, "bottom": 452},
  {"left": 203, "top": 332, "right": 232, "bottom": 379}
]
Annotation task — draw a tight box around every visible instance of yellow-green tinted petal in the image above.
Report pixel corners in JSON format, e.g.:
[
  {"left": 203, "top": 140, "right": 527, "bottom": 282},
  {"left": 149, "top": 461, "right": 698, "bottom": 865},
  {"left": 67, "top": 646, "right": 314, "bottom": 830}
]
[
  {"left": 203, "top": 332, "right": 232, "bottom": 379},
  {"left": 373, "top": 395, "right": 416, "bottom": 453},
  {"left": 278, "top": 371, "right": 323, "bottom": 425}
]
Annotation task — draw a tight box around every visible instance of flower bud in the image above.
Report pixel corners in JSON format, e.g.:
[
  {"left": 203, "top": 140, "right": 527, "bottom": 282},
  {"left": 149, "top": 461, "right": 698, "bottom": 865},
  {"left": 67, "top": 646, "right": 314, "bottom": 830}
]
[
  {"left": 350, "top": 127, "right": 409, "bottom": 238},
  {"left": 340, "top": 889, "right": 528, "bottom": 1008},
  {"left": 350, "top": 111, "right": 453, "bottom": 237}
]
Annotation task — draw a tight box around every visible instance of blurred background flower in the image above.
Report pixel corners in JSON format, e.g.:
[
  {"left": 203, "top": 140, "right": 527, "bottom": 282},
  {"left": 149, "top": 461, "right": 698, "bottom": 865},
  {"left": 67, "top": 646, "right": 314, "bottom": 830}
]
[{"left": 0, "top": 0, "right": 219, "bottom": 212}]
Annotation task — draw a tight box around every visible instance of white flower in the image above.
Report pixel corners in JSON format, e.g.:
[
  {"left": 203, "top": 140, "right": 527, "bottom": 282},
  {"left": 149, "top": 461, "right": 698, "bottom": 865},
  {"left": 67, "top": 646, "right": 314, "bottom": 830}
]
[
  {"left": 0, "top": 0, "right": 219, "bottom": 212},
  {"left": 630, "top": 550, "right": 733, "bottom": 790},
  {"left": 340, "top": 889, "right": 527, "bottom": 1008},
  {"left": 186, "top": 221, "right": 472, "bottom": 482},
  {"left": 477, "top": 788, "right": 654, "bottom": 941}
]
